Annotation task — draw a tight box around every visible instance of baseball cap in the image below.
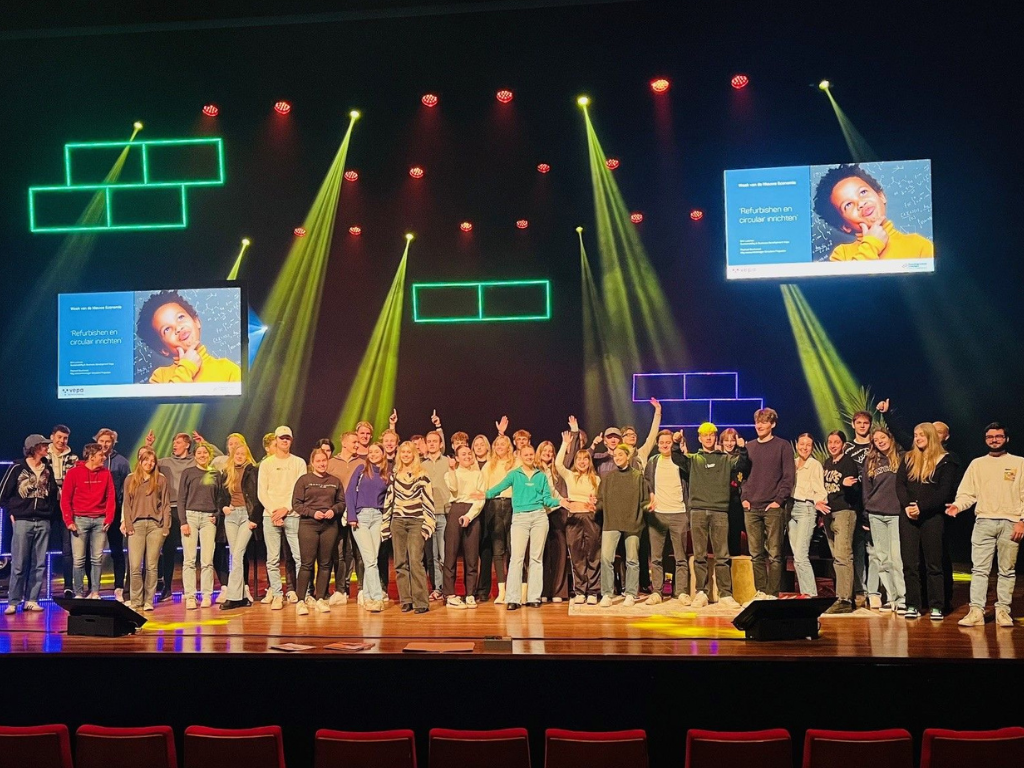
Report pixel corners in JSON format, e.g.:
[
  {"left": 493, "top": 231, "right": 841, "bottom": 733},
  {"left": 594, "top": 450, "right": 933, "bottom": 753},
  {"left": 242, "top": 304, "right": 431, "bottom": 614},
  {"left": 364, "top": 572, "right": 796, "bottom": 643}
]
[
  {"left": 603, "top": 427, "right": 622, "bottom": 438},
  {"left": 24, "top": 434, "right": 52, "bottom": 451},
  {"left": 274, "top": 426, "right": 293, "bottom": 438}
]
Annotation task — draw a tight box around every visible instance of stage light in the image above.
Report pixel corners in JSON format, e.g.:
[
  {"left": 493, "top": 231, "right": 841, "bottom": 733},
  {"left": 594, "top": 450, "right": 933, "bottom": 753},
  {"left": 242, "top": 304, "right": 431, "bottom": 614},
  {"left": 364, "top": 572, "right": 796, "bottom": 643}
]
[
  {"left": 818, "top": 80, "right": 830, "bottom": 90},
  {"left": 650, "top": 78, "right": 670, "bottom": 93},
  {"left": 133, "top": 121, "right": 143, "bottom": 130},
  {"left": 241, "top": 237, "right": 250, "bottom": 246},
  {"left": 344, "top": 170, "right": 359, "bottom": 182},
  {"left": 405, "top": 232, "right": 414, "bottom": 241},
  {"left": 630, "top": 212, "right": 644, "bottom": 224},
  {"left": 575, "top": 226, "right": 584, "bottom": 233},
  {"left": 274, "top": 100, "right": 292, "bottom": 114},
  {"left": 516, "top": 219, "right": 529, "bottom": 229},
  {"left": 349, "top": 225, "right": 362, "bottom": 236},
  {"left": 577, "top": 95, "right": 591, "bottom": 107},
  {"left": 605, "top": 158, "right": 620, "bottom": 170},
  {"left": 409, "top": 166, "right": 424, "bottom": 179},
  {"left": 496, "top": 89, "right": 514, "bottom": 104},
  {"left": 202, "top": 104, "right": 219, "bottom": 117},
  {"left": 421, "top": 94, "right": 438, "bottom": 107},
  {"left": 460, "top": 221, "right": 473, "bottom": 232},
  {"left": 349, "top": 110, "right": 360, "bottom": 119},
  {"left": 537, "top": 163, "right": 551, "bottom": 174},
  {"left": 731, "top": 74, "right": 749, "bottom": 89},
  {"left": 293, "top": 227, "right": 307, "bottom": 237},
  {"left": 689, "top": 209, "right": 704, "bottom": 221}
]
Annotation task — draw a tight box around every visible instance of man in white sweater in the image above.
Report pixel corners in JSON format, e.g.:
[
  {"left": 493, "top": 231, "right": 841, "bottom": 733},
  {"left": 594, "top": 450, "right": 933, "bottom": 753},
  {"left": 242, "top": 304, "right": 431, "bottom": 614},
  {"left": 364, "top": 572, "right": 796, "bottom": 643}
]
[
  {"left": 947, "top": 423, "right": 1024, "bottom": 628},
  {"left": 257, "top": 425, "right": 308, "bottom": 609}
]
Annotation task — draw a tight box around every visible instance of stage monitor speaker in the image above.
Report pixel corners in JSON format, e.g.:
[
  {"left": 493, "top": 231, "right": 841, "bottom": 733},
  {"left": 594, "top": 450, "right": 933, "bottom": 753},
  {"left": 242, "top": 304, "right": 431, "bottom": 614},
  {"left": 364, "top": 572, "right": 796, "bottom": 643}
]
[
  {"left": 732, "top": 597, "right": 835, "bottom": 641},
  {"left": 55, "top": 598, "right": 147, "bottom": 637}
]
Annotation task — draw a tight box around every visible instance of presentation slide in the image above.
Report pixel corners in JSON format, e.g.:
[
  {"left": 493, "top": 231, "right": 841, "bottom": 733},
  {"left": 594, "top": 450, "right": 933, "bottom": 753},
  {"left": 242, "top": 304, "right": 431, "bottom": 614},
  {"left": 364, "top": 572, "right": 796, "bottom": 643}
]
[
  {"left": 724, "top": 159, "right": 934, "bottom": 279},
  {"left": 57, "top": 286, "right": 244, "bottom": 399}
]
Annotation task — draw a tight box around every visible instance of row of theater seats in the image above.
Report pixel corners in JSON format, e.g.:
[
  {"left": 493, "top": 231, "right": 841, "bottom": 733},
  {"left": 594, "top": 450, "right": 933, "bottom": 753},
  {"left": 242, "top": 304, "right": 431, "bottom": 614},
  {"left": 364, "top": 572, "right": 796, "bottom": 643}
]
[{"left": 1, "top": 724, "right": 1023, "bottom": 768}]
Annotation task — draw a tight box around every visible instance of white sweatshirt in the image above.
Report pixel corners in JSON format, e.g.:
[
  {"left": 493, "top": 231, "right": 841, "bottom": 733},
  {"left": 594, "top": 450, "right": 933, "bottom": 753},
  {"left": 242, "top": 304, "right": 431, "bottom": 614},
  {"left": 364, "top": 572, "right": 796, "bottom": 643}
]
[
  {"left": 793, "top": 457, "right": 827, "bottom": 504},
  {"left": 554, "top": 442, "right": 601, "bottom": 504},
  {"left": 258, "top": 454, "right": 308, "bottom": 517},
  {"left": 445, "top": 466, "right": 486, "bottom": 522},
  {"left": 952, "top": 453, "right": 1024, "bottom": 523}
]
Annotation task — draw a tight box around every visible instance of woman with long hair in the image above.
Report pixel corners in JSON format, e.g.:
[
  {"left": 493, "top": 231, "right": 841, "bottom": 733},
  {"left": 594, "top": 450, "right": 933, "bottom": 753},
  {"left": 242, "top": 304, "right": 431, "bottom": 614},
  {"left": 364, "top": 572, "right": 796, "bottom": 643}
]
[
  {"left": 178, "top": 442, "right": 223, "bottom": 610},
  {"left": 219, "top": 441, "right": 262, "bottom": 610},
  {"left": 537, "top": 440, "right": 570, "bottom": 602},
  {"left": 896, "top": 422, "right": 958, "bottom": 620},
  {"left": 791, "top": 433, "right": 828, "bottom": 597},
  {"left": 555, "top": 433, "right": 602, "bottom": 604},
  {"left": 471, "top": 434, "right": 492, "bottom": 469},
  {"left": 292, "top": 449, "right": 345, "bottom": 616},
  {"left": 346, "top": 443, "right": 390, "bottom": 613},
  {"left": 862, "top": 427, "right": 906, "bottom": 613},
  {"left": 821, "top": 430, "right": 861, "bottom": 614},
  {"left": 122, "top": 447, "right": 171, "bottom": 611},
  {"left": 384, "top": 441, "right": 436, "bottom": 614},
  {"left": 719, "top": 428, "right": 747, "bottom": 555},
  {"left": 477, "top": 434, "right": 515, "bottom": 604}
]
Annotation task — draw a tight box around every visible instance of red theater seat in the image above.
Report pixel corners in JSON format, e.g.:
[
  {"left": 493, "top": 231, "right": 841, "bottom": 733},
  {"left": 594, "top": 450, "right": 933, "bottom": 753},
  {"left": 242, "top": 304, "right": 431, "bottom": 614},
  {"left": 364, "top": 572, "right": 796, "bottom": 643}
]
[
  {"left": 76, "top": 725, "right": 176, "bottom": 768},
  {"left": 802, "top": 728, "right": 912, "bottom": 768},
  {"left": 184, "top": 725, "right": 286, "bottom": 768},
  {"left": 685, "top": 728, "right": 792, "bottom": 768},
  {"left": 0, "top": 724, "right": 73, "bottom": 768},
  {"left": 314, "top": 728, "right": 417, "bottom": 768},
  {"left": 544, "top": 728, "right": 647, "bottom": 768},
  {"left": 921, "top": 727, "right": 1024, "bottom": 768},
  {"left": 429, "top": 727, "right": 531, "bottom": 768}
]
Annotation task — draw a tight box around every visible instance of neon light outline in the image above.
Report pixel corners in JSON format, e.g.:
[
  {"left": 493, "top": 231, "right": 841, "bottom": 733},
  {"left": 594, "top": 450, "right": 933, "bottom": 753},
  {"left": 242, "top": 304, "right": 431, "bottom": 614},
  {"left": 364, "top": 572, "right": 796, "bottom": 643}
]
[{"left": 411, "top": 279, "right": 551, "bottom": 323}]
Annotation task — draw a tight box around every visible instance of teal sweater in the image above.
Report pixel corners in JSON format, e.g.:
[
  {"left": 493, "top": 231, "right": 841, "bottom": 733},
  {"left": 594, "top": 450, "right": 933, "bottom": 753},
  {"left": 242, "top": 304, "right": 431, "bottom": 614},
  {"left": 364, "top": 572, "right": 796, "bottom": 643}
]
[{"left": 486, "top": 466, "right": 560, "bottom": 513}]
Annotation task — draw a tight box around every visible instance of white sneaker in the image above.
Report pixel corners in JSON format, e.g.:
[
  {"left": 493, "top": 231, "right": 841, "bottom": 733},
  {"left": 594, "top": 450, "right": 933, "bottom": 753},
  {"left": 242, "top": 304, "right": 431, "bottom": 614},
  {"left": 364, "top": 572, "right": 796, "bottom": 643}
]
[
  {"left": 88, "top": 592, "right": 101, "bottom": 600},
  {"left": 466, "top": 596, "right": 477, "bottom": 609},
  {"left": 296, "top": 601, "right": 309, "bottom": 616},
  {"left": 552, "top": 597, "right": 563, "bottom": 603},
  {"left": 143, "top": 604, "right": 154, "bottom": 612},
  {"left": 114, "top": 588, "right": 124, "bottom": 603},
  {"left": 599, "top": 595, "right": 613, "bottom": 607},
  {"left": 315, "top": 599, "right": 331, "bottom": 613},
  {"left": 24, "top": 601, "right": 44, "bottom": 612},
  {"left": 200, "top": 595, "right": 212, "bottom": 608},
  {"left": 244, "top": 586, "right": 253, "bottom": 602},
  {"left": 286, "top": 590, "right": 298, "bottom": 604},
  {"left": 3, "top": 604, "right": 16, "bottom": 615},
  {"left": 868, "top": 594, "right": 882, "bottom": 610},
  {"left": 261, "top": 592, "right": 274, "bottom": 604},
  {"left": 586, "top": 595, "right": 598, "bottom": 605},
  {"left": 271, "top": 596, "right": 284, "bottom": 610},
  {"left": 382, "top": 593, "right": 390, "bottom": 602},
  {"left": 185, "top": 597, "right": 198, "bottom": 610},
  {"left": 573, "top": 595, "right": 586, "bottom": 605},
  {"left": 447, "top": 596, "right": 467, "bottom": 610},
  {"left": 718, "top": 596, "right": 741, "bottom": 609},
  {"left": 357, "top": 590, "right": 365, "bottom": 606},
  {"left": 996, "top": 608, "right": 1014, "bottom": 628},
  {"left": 623, "top": 595, "right": 636, "bottom": 607},
  {"left": 366, "top": 599, "right": 384, "bottom": 613},
  {"left": 647, "top": 592, "right": 663, "bottom": 605},
  {"left": 216, "top": 591, "right": 227, "bottom": 604},
  {"left": 677, "top": 594, "right": 693, "bottom": 606},
  {"left": 692, "top": 591, "right": 709, "bottom": 608},
  {"left": 958, "top": 607, "right": 985, "bottom": 627},
  {"left": 541, "top": 597, "right": 549, "bottom": 603},
  {"left": 329, "top": 591, "right": 348, "bottom": 606}
]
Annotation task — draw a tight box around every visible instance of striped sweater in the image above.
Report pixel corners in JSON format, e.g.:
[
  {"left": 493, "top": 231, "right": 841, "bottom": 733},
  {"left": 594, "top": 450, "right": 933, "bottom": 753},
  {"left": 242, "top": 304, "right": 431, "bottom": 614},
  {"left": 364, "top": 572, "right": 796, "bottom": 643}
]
[{"left": 383, "top": 471, "right": 437, "bottom": 539}]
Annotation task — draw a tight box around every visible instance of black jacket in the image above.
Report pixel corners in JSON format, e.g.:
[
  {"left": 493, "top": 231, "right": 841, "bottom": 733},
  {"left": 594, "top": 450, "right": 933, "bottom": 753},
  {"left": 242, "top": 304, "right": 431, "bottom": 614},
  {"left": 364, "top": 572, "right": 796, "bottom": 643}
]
[{"left": 0, "top": 459, "right": 59, "bottom": 522}]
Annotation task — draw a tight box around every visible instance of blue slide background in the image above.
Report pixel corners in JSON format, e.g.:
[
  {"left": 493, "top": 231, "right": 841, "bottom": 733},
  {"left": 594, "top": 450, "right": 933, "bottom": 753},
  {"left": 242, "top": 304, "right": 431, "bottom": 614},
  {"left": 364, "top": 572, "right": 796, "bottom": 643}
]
[
  {"left": 57, "top": 292, "right": 135, "bottom": 387},
  {"left": 724, "top": 166, "right": 813, "bottom": 267}
]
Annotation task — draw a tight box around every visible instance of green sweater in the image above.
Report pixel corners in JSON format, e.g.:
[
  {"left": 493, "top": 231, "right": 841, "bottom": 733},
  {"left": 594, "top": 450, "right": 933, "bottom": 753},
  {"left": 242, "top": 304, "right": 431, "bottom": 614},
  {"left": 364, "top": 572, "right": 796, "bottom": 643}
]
[
  {"left": 596, "top": 465, "right": 648, "bottom": 534},
  {"left": 674, "top": 447, "right": 749, "bottom": 512}
]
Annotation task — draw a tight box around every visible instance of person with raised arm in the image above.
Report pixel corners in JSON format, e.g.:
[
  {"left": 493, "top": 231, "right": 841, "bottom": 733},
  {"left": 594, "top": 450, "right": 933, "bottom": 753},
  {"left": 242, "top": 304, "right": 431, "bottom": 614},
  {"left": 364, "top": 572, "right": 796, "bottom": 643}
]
[
  {"left": 861, "top": 427, "right": 907, "bottom": 613},
  {"left": 556, "top": 418, "right": 602, "bottom": 604},
  {"left": 844, "top": 408, "right": 877, "bottom": 608},
  {"left": 537, "top": 439, "right": 570, "bottom": 602},
  {"left": 644, "top": 429, "right": 691, "bottom": 604}
]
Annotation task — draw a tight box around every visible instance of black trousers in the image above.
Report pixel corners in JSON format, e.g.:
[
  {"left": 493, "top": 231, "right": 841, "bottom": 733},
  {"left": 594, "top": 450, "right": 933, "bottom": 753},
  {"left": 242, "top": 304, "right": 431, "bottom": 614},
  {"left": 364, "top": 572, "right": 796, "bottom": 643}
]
[
  {"left": 297, "top": 519, "right": 340, "bottom": 599},
  {"left": 443, "top": 502, "right": 481, "bottom": 597},
  {"left": 542, "top": 508, "right": 570, "bottom": 599},
  {"left": 378, "top": 539, "right": 392, "bottom": 592},
  {"left": 900, "top": 512, "right": 945, "bottom": 611},
  {"left": 565, "top": 512, "right": 601, "bottom": 596},
  {"left": 476, "top": 497, "right": 512, "bottom": 599},
  {"left": 158, "top": 519, "right": 182, "bottom": 592},
  {"left": 334, "top": 524, "right": 361, "bottom": 595},
  {"left": 107, "top": 507, "right": 126, "bottom": 590},
  {"left": 51, "top": 518, "right": 74, "bottom": 591}
]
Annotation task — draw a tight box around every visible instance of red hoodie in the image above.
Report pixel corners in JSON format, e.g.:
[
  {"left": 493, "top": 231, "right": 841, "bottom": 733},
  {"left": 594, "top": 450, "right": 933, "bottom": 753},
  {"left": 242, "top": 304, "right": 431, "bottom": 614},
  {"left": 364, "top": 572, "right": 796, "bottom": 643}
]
[{"left": 61, "top": 462, "right": 116, "bottom": 527}]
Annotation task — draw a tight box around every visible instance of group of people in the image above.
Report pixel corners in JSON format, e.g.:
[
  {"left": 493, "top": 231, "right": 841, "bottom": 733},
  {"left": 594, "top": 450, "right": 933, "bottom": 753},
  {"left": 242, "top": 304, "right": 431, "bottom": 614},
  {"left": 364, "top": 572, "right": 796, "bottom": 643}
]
[{"left": 2, "top": 401, "right": 1022, "bottom": 628}]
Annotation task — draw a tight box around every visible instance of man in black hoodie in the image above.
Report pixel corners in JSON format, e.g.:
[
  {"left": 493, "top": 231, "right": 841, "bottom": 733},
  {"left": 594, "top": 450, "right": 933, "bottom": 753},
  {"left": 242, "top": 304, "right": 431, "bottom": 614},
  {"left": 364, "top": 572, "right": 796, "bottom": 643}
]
[{"left": 1, "top": 435, "right": 59, "bottom": 614}]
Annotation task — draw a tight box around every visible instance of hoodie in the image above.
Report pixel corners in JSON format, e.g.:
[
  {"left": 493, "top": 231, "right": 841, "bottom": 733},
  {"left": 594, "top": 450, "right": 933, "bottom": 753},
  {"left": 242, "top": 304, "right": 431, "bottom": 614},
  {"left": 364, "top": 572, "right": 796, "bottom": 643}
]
[
  {"left": 61, "top": 462, "right": 116, "bottom": 527},
  {"left": 157, "top": 453, "right": 195, "bottom": 506},
  {"left": 0, "top": 458, "right": 58, "bottom": 522},
  {"left": 104, "top": 450, "right": 131, "bottom": 507}
]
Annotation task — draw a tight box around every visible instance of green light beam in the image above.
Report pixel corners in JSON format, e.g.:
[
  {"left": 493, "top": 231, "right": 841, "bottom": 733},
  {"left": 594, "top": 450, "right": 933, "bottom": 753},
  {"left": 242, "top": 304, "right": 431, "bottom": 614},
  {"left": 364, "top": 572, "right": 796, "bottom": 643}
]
[{"left": 822, "top": 87, "right": 878, "bottom": 163}]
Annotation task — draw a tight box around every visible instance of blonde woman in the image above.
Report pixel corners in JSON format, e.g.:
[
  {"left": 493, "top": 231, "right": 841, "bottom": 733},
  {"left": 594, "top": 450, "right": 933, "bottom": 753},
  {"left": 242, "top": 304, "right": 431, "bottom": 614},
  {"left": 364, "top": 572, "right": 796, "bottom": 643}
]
[
  {"left": 471, "top": 434, "right": 491, "bottom": 469},
  {"left": 219, "top": 441, "right": 262, "bottom": 610},
  {"left": 122, "top": 447, "right": 171, "bottom": 611},
  {"left": 537, "top": 440, "right": 570, "bottom": 602},
  {"left": 896, "top": 422, "right": 957, "bottom": 620},
  {"left": 862, "top": 428, "right": 906, "bottom": 613},
  {"left": 477, "top": 434, "right": 515, "bottom": 603},
  {"left": 346, "top": 443, "right": 390, "bottom": 613},
  {"left": 177, "top": 442, "right": 223, "bottom": 609},
  {"left": 383, "top": 441, "right": 436, "bottom": 613},
  {"left": 791, "top": 433, "right": 828, "bottom": 597},
  {"left": 556, "top": 431, "right": 602, "bottom": 604}
]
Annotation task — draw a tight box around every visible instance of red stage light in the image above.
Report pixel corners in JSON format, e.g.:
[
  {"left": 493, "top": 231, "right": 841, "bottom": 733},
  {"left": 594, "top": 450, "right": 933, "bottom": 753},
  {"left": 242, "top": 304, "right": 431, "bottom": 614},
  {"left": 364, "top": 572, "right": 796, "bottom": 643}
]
[
  {"left": 516, "top": 219, "right": 529, "bottom": 229},
  {"left": 293, "top": 227, "right": 307, "bottom": 237},
  {"left": 690, "top": 209, "right": 704, "bottom": 221},
  {"left": 731, "top": 74, "right": 749, "bottom": 90},
  {"left": 421, "top": 93, "right": 439, "bottom": 107},
  {"left": 537, "top": 163, "right": 551, "bottom": 174},
  {"left": 274, "top": 100, "right": 292, "bottom": 115},
  {"left": 650, "top": 78, "right": 670, "bottom": 93},
  {"left": 496, "top": 89, "right": 514, "bottom": 104},
  {"left": 202, "top": 104, "right": 219, "bottom": 117},
  {"left": 409, "top": 166, "right": 425, "bottom": 179},
  {"left": 460, "top": 221, "right": 473, "bottom": 232},
  {"left": 344, "top": 170, "right": 359, "bottom": 182},
  {"left": 630, "top": 212, "right": 644, "bottom": 224},
  {"left": 349, "top": 226, "right": 362, "bottom": 236},
  {"left": 605, "top": 158, "right": 620, "bottom": 170}
]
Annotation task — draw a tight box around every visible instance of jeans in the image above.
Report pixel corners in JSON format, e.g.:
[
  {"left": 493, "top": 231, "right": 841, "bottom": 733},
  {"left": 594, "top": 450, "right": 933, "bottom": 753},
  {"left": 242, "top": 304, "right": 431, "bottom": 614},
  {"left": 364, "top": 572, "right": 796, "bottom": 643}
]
[
  {"left": 868, "top": 513, "right": 905, "bottom": 607},
  {"left": 900, "top": 511, "right": 945, "bottom": 611},
  {"left": 969, "top": 518, "right": 1020, "bottom": 613},
  {"left": 430, "top": 512, "right": 447, "bottom": 591},
  {"left": 647, "top": 511, "right": 689, "bottom": 596},
  {"left": 71, "top": 516, "right": 107, "bottom": 596},
  {"left": 263, "top": 514, "right": 301, "bottom": 598},
  {"left": 853, "top": 519, "right": 878, "bottom": 596},
  {"left": 127, "top": 519, "right": 165, "bottom": 608},
  {"left": 601, "top": 530, "right": 639, "bottom": 598},
  {"left": 824, "top": 509, "right": 856, "bottom": 601},
  {"left": 223, "top": 507, "right": 254, "bottom": 601},
  {"left": 182, "top": 511, "right": 218, "bottom": 599},
  {"left": 352, "top": 509, "right": 384, "bottom": 602},
  {"left": 507, "top": 509, "right": 549, "bottom": 605},
  {"left": 745, "top": 506, "right": 786, "bottom": 595},
  {"left": 391, "top": 516, "right": 428, "bottom": 610},
  {"left": 9, "top": 519, "right": 50, "bottom": 604},
  {"left": 788, "top": 501, "right": 818, "bottom": 596},
  {"left": 50, "top": 516, "right": 74, "bottom": 591},
  {"left": 690, "top": 509, "right": 732, "bottom": 597}
]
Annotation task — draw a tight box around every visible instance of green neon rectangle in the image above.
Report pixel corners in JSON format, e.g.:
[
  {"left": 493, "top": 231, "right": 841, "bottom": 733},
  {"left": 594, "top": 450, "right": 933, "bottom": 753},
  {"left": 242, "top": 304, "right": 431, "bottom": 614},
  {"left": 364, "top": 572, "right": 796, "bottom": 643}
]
[
  {"left": 411, "top": 280, "right": 551, "bottom": 323},
  {"left": 65, "top": 138, "right": 224, "bottom": 187},
  {"left": 29, "top": 185, "right": 186, "bottom": 232}
]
